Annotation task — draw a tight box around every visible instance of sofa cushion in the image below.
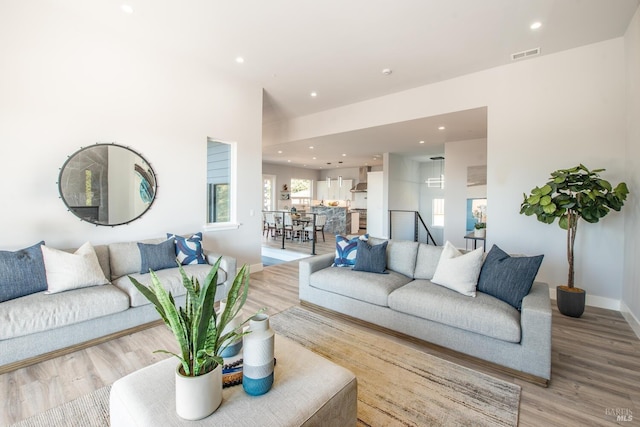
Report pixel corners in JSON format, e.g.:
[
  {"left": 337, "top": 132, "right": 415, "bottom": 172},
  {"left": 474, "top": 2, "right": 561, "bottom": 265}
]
[
  {"left": 388, "top": 280, "right": 522, "bottom": 343},
  {"left": 0, "top": 284, "right": 129, "bottom": 340},
  {"left": 0, "top": 241, "right": 47, "bottom": 303},
  {"left": 309, "top": 267, "right": 412, "bottom": 307},
  {"left": 137, "top": 239, "right": 177, "bottom": 274},
  {"left": 431, "top": 242, "right": 484, "bottom": 297},
  {"left": 113, "top": 264, "right": 227, "bottom": 307},
  {"left": 167, "top": 232, "right": 207, "bottom": 265},
  {"left": 333, "top": 234, "right": 368, "bottom": 267},
  {"left": 386, "top": 240, "right": 419, "bottom": 278},
  {"left": 477, "top": 245, "right": 544, "bottom": 310},
  {"left": 109, "top": 238, "right": 164, "bottom": 279},
  {"left": 42, "top": 242, "right": 110, "bottom": 294},
  {"left": 413, "top": 244, "right": 443, "bottom": 280},
  {"left": 353, "top": 240, "right": 388, "bottom": 274}
]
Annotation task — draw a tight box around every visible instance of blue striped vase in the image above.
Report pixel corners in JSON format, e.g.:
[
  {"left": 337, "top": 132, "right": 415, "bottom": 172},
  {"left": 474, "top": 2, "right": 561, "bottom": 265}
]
[
  {"left": 242, "top": 313, "right": 275, "bottom": 396},
  {"left": 218, "top": 300, "right": 242, "bottom": 358}
]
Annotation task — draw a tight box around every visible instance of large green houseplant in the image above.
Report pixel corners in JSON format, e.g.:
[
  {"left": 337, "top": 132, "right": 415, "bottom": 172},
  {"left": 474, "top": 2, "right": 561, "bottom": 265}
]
[
  {"left": 129, "top": 258, "right": 255, "bottom": 419},
  {"left": 520, "top": 164, "right": 628, "bottom": 317}
]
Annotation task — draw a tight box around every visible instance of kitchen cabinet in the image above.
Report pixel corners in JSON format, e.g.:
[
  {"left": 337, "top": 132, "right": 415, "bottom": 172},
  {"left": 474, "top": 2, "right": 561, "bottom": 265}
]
[
  {"left": 316, "top": 179, "right": 352, "bottom": 201},
  {"left": 350, "top": 212, "right": 360, "bottom": 234},
  {"left": 316, "top": 181, "right": 328, "bottom": 201}
]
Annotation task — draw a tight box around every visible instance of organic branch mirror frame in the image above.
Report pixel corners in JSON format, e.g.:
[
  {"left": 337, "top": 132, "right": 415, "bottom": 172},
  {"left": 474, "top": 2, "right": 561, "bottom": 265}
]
[{"left": 57, "top": 143, "right": 157, "bottom": 226}]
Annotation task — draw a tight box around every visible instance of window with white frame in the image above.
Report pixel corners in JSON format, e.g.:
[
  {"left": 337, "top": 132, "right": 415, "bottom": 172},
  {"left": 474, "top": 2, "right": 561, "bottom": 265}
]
[
  {"left": 206, "top": 138, "right": 236, "bottom": 226},
  {"left": 290, "top": 178, "right": 312, "bottom": 208},
  {"left": 262, "top": 175, "right": 276, "bottom": 211},
  {"left": 432, "top": 198, "right": 445, "bottom": 227}
]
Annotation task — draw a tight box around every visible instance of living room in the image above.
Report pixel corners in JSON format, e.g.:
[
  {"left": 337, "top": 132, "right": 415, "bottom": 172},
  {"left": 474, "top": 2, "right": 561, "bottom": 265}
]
[{"left": 1, "top": 1, "right": 639, "bottom": 425}]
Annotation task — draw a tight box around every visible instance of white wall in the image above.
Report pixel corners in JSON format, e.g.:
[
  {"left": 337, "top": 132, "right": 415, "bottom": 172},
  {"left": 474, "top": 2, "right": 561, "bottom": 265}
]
[
  {"left": 387, "top": 154, "right": 421, "bottom": 241},
  {"left": 443, "top": 139, "right": 488, "bottom": 247},
  {"left": 0, "top": 3, "right": 264, "bottom": 268},
  {"left": 270, "top": 38, "right": 630, "bottom": 310},
  {"left": 622, "top": 7, "right": 640, "bottom": 333}
]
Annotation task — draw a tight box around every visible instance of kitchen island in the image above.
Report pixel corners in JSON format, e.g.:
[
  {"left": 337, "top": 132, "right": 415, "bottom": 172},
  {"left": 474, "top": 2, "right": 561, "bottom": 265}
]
[{"left": 310, "top": 206, "right": 349, "bottom": 236}]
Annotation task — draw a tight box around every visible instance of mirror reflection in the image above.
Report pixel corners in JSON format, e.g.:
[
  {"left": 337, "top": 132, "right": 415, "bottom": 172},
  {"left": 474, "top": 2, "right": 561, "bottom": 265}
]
[{"left": 58, "top": 143, "right": 157, "bottom": 226}]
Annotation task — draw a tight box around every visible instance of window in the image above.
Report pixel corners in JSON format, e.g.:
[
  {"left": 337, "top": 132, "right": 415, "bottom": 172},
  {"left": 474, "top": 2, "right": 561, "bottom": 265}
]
[
  {"left": 290, "top": 178, "right": 312, "bottom": 208},
  {"left": 432, "top": 198, "right": 445, "bottom": 227},
  {"left": 262, "top": 175, "right": 276, "bottom": 211},
  {"left": 206, "top": 138, "right": 236, "bottom": 228}
]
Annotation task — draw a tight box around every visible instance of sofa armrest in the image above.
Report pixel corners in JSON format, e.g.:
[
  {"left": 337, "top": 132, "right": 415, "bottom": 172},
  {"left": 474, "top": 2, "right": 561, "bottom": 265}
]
[
  {"left": 299, "top": 253, "right": 334, "bottom": 301},
  {"left": 203, "top": 251, "right": 237, "bottom": 288},
  {"left": 520, "top": 281, "right": 552, "bottom": 380}
]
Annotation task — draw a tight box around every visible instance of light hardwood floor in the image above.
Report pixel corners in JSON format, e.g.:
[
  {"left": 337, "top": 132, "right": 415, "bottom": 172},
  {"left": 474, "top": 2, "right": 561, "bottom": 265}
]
[{"left": 2, "top": 240, "right": 639, "bottom": 426}]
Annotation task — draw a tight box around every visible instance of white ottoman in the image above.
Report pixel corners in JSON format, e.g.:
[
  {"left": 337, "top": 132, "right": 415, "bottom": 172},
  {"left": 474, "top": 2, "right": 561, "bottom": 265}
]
[{"left": 110, "top": 335, "right": 357, "bottom": 426}]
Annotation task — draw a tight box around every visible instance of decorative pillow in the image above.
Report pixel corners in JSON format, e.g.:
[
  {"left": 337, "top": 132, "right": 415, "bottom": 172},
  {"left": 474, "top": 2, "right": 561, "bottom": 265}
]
[
  {"left": 353, "top": 240, "right": 389, "bottom": 274},
  {"left": 0, "top": 241, "right": 47, "bottom": 302},
  {"left": 431, "top": 241, "right": 484, "bottom": 297},
  {"left": 477, "top": 245, "right": 544, "bottom": 310},
  {"left": 333, "top": 234, "right": 369, "bottom": 267},
  {"left": 166, "top": 232, "right": 207, "bottom": 265},
  {"left": 138, "top": 239, "right": 177, "bottom": 274},
  {"left": 42, "top": 242, "right": 110, "bottom": 294}
]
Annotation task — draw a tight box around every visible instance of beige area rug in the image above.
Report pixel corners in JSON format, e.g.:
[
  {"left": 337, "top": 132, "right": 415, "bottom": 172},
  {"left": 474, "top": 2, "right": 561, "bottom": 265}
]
[
  {"left": 11, "top": 386, "right": 110, "bottom": 427},
  {"left": 270, "top": 306, "right": 521, "bottom": 427}
]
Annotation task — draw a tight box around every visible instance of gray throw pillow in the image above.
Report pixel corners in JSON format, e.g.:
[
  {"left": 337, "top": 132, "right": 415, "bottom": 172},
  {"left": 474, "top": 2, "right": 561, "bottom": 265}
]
[
  {"left": 137, "top": 239, "right": 177, "bottom": 274},
  {"left": 0, "top": 241, "right": 48, "bottom": 302},
  {"left": 477, "top": 244, "right": 544, "bottom": 310},
  {"left": 352, "top": 240, "right": 388, "bottom": 274}
]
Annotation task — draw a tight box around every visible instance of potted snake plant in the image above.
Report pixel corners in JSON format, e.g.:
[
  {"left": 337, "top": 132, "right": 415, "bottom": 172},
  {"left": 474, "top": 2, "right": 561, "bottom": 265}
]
[
  {"left": 520, "top": 164, "right": 628, "bottom": 317},
  {"left": 129, "top": 258, "right": 254, "bottom": 420}
]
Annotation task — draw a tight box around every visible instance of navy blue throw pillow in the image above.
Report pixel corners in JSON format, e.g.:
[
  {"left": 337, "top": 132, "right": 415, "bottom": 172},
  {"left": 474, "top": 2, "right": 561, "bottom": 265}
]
[
  {"left": 477, "top": 245, "right": 543, "bottom": 310},
  {"left": 0, "top": 241, "right": 48, "bottom": 302},
  {"left": 138, "top": 239, "right": 177, "bottom": 274},
  {"left": 352, "top": 240, "right": 388, "bottom": 274}
]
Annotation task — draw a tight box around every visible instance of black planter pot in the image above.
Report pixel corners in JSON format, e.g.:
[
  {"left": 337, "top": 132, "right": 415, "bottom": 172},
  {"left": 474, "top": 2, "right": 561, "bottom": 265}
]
[{"left": 556, "top": 286, "right": 586, "bottom": 318}]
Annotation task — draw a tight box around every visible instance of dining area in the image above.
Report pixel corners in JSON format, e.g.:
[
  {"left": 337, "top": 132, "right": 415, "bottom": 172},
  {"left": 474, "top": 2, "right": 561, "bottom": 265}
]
[{"left": 262, "top": 211, "right": 327, "bottom": 255}]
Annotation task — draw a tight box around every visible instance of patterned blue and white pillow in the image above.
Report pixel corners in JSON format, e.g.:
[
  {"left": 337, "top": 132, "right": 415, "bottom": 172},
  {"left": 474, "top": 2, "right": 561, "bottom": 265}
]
[
  {"left": 166, "top": 232, "right": 207, "bottom": 265},
  {"left": 333, "top": 234, "right": 369, "bottom": 267}
]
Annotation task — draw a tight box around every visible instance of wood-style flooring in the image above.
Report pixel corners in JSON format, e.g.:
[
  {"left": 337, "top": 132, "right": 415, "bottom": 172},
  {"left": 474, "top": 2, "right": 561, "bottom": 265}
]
[{"left": 1, "top": 236, "right": 639, "bottom": 426}]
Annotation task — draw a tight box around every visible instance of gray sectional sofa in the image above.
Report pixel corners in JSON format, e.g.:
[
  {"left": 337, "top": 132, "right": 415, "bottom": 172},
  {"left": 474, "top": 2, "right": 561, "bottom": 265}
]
[
  {"left": 0, "top": 237, "right": 236, "bottom": 372},
  {"left": 299, "top": 238, "right": 552, "bottom": 385}
]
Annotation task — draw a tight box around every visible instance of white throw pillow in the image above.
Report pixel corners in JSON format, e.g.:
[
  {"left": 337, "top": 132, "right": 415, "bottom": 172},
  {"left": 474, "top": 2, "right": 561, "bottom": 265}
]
[
  {"left": 42, "top": 242, "right": 110, "bottom": 294},
  {"left": 431, "top": 241, "right": 484, "bottom": 297}
]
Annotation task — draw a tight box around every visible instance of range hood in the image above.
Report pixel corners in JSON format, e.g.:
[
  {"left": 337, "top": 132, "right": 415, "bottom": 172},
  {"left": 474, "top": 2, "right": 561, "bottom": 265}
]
[{"left": 350, "top": 166, "right": 371, "bottom": 192}]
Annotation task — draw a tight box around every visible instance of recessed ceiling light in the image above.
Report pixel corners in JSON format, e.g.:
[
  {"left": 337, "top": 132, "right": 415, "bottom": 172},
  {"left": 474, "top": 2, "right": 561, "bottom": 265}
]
[
  {"left": 312, "top": 157, "right": 317, "bottom": 160},
  {"left": 277, "top": 150, "right": 283, "bottom": 154},
  {"left": 530, "top": 22, "right": 542, "bottom": 30},
  {"left": 438, "top": 126, "right": 445, "bottom": 130},
  {"left": 121, "top": 4, "right": 134, "bottom": 13},
  {"left": 419, "top": 140, "right": 425, "bottom": 144},
  {"left": 309, "top": 146, "right": 314, "bottom": 149},
  {"left": 310, "top": 92, "right": 317, "bottom": 97},
  {"left": 235, "top": 57, "right": 244, "bottom": 64},
  {"left": 342, "top": 153, "right": 346, "bottom": 157},
  {"left": 382, "top": 68, "right": 392, "bottom": 75},
  {"left": 287, "top": 160, "right": 291, "bottom": 163}
]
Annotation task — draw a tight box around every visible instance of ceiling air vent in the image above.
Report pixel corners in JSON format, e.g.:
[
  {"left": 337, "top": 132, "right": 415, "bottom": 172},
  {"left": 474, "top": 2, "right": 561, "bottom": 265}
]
[{"left": 511, "top": 47, "right": 540, "bottom": 61}]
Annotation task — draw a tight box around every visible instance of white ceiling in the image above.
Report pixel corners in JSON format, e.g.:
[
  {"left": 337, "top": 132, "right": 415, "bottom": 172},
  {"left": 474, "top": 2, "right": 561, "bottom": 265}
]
[{"left": 21, "top": 0, "right": 639, "bottom": 169}]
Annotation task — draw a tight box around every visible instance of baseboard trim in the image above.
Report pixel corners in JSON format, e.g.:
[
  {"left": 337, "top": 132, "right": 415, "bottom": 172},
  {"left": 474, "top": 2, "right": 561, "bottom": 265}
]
[
  {"left": 0, "top": 320, "right": 163, "bottom": 375},
  {"left": 547, "top": 286, "right": 620, "bottom": 310},
  {"left": 300, "top": 300, "right": 549, "bottom": 388},
  {"left": 620, "top": 302, "right": 640, "bottom": 339}
]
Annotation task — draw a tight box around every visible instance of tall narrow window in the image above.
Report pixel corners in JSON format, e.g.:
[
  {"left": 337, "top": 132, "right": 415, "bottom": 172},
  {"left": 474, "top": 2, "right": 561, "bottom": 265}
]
[
  {"left": 262, "top": 175, "right": 276, "bottom": 211},
  {"left": 206, "top": 139, "right": 235, "bottom": 225},
  {"left": 432, "top": 198, "right": 445, "bottom": 227}
]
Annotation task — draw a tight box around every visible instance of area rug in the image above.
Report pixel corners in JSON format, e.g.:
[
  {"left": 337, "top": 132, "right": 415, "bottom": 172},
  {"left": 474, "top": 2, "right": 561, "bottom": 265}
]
[
  {"left": 262, "top": 246, "right": 311, "bottom": 266},
  {"left": 270, "top": 306, "right": 521, "bottom": 427},
  {"left": 11, "top": 386, "right": 110, "bottom": 427}
]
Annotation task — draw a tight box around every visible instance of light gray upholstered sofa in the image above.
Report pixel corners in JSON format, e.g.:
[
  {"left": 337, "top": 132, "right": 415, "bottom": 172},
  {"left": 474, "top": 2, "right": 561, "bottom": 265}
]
[
  {"left": 0, "top": 237, "right": 236, "bottom": 372},
  {"left": 299, "top": 238, "right": 552, "bottom": 385}
]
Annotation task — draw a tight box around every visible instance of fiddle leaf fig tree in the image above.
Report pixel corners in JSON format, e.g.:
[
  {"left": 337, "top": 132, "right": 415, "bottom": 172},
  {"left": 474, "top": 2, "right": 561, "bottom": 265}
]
[{"left": 520, "top": 164, "right": 628, "bottom": 289}]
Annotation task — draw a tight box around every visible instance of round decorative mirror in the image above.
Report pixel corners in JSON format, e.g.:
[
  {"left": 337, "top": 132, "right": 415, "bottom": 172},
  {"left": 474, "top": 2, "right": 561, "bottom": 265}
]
[{"left": 58, "top": 143, "right": 157, "bottom": 226}]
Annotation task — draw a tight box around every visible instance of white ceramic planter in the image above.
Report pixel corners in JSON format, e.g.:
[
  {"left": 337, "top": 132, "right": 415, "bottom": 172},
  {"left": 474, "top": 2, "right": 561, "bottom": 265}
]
[
  {"left": 474, "top": 228, "right": 486, "bottom": 238},
  {"left": 175, "top": 364, "right": 222, "bottom": 420}
]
